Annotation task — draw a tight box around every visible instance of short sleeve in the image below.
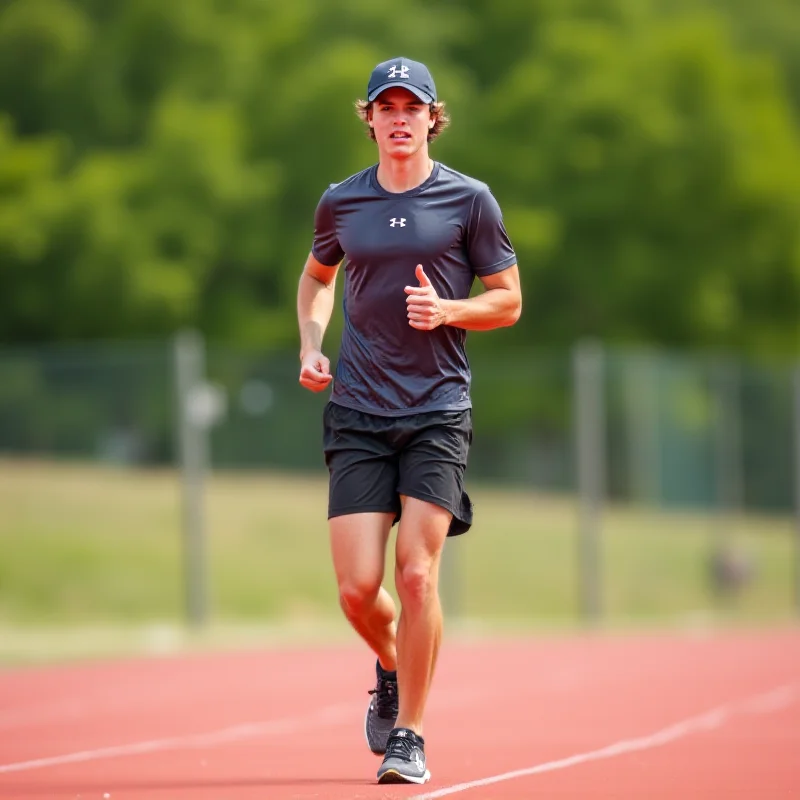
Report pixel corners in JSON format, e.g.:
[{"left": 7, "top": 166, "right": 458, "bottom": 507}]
[
  {"left": 311, "top": 187, "right": 344, "bottom": 267},
  {"left": 466, "top": 185, "right": 517, "bottom": 276}
]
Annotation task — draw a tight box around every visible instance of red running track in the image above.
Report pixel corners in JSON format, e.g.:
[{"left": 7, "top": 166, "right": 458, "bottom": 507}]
[{"left": 0, "top": 628, "right": 798, "bottom": 799}]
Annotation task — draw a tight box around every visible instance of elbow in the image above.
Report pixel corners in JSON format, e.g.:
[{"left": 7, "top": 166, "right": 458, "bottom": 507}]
[{"left": 505, "top": 296, "right": 522, "bottom": 327}]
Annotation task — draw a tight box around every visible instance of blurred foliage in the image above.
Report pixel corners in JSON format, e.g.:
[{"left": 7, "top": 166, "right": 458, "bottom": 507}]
[{"left": 0, "top": 0, "right": 798, "bottom": 357}]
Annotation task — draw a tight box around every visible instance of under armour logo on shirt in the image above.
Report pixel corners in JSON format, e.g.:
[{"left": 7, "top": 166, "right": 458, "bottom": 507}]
[
  {"left": 389, "top": 218, "right": 406, "bottom": 227},
  {"left": 387, "top": 65, "right": 410, "bottom": 79}
]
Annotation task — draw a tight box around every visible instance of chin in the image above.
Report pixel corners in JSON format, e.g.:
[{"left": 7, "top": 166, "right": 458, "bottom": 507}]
[{"left": 385, "top": 143, "right": 417, "bottom": 158}]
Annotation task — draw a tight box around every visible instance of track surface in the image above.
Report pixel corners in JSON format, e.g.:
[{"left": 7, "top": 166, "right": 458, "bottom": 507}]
[{"left": 0, "top": 629, "right": 798, "bottom": 799}]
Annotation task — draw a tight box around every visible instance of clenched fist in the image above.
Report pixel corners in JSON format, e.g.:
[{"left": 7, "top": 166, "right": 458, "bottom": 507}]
[{"left": 299, "top": 350, "right": 332, "bottom": 392}]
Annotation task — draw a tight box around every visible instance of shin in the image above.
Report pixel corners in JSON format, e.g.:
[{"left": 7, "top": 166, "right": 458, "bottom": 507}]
[
  {"left": 393, "top": 497, "right": 451, "bottom": 735},
  {"left": 330, "top": 512, "right": 398, "bottom": 670}
]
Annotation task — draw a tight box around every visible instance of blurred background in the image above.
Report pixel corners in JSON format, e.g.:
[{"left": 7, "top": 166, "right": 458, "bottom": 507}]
[{"left": 1, "top": 0, "right": 798, "bottom": 663}]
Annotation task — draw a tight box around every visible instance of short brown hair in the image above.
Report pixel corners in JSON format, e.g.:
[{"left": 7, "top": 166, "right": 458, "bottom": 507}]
[{"left": 354, "top": 99, "right": 451, "bottom": 143}]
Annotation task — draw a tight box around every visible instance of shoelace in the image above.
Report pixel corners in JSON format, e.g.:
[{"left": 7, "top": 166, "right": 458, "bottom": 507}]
[
  {"left": 385, "top": 732, "right": 417, "bottom": 762},
  {"left": 369, "top": 676, "right": 398, "bottom": 719}
]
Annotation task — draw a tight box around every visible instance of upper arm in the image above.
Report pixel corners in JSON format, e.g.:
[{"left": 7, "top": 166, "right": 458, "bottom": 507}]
[
  {"left": 311, "top": 186, "right": 345, "bottom": 268},
  {"left": 467, "top": 186, "right": 517, "bottom": 278},
  {"left": 303, "top": 251, "right": 340, "bottom": 287},
  {"left": 478, "top": 264, "right": 520, "bottom": 295}
]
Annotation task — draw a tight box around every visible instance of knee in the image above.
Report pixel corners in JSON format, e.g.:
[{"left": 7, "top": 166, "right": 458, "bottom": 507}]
[
  {"left": 395, "top": 560, "right": 436, "bottom": 610},
  {"left": 338, "top": 577, "right": 381, "bottom": 619}
]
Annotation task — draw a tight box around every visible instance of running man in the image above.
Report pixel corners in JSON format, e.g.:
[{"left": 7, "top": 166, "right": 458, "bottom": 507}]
[{"left": 297, "top": 56, "right": 522, "bottom": 784}]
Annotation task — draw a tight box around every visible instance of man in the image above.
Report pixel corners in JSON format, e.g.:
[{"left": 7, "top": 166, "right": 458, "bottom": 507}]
[{"left": 296, "top": 56, "right": 521, "bottom": 785}]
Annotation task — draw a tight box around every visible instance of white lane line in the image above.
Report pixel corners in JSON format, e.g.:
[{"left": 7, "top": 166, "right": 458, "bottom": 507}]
[
  {"left": 0, "top": 677, "right": 487, "bottom": 776},
  {"left": 0, "top": 702, "right": 357, "bottom": 774},
  {"left": 414, "top": 683, "right": 798, "bottom": 799}
]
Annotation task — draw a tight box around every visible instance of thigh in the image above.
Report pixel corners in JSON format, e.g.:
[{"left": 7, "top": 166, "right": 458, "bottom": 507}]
[
  {"left": 323, "top": 402, "right": 402, "bottom": 521},
  {"left": 330, "top": 512, "right": 395, "bottom": 591},
  {"left": 396, "top": 410, "right": 473, "bottom": 536},
  {"left": 395, "top": 496, "right": 451, "bottom": 573}
]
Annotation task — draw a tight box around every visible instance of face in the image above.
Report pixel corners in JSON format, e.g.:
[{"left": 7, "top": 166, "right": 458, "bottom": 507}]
[{"left": 369, "top": 87, "right": 436, "bottom": 159}]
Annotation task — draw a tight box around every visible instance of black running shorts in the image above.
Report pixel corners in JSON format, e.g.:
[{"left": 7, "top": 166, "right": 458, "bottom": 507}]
[{"left": 322, "top": 401, "right": 474, "bottom": 537}]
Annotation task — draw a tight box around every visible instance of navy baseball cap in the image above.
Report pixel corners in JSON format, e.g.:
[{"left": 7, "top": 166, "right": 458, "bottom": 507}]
[{"left": 367, "top": 57, "right": 437, "bottom": 104}]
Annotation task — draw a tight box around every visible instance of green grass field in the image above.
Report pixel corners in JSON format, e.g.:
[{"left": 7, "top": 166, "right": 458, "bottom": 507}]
[{"left": 1, "top": 459, "right": 796, "bottom": 646}]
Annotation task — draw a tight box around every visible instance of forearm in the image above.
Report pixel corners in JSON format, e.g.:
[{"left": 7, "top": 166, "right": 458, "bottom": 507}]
[
  {"left": 442, "top": 287, "right": 521, "bottom": 331},
  {"left": 297, "top": 271, "right": 336, "bottom": 357}
]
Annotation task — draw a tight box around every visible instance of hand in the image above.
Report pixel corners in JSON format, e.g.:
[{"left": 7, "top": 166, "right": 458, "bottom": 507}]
[
  {"left": 299, "top": 349, "right": 332, "bottom": 392},
  {"left": 404, "top": 265, "right": 447, "bottom": 330}
]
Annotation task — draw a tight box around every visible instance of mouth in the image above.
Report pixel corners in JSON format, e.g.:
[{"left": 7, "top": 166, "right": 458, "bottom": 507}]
[{"left": 389, "top": 132, "right": 412, "bottom": 141}]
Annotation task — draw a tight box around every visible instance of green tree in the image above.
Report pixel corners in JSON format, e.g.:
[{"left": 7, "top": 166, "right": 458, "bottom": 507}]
[
  {"left": 446, "top": 0, "right": 800, "bottom": 356},
  {"left": 0, "top": 0, "right": 798, "bottom": 359}
]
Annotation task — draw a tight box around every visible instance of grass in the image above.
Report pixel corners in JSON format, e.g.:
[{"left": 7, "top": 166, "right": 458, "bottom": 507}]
[
  {"left": 456, "top": 486, "right": 796, "bottom": 624},
  {"left": 0, "top": 459, "right": 796, "bottom": 644}
]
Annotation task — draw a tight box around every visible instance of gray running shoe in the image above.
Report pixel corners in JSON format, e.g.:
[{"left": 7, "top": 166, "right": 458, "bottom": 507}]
[
  {"left": 377, "top": 727, "right": 431, "bottom": 785},
  {"left": 364, "top": 660, "right": 398, "bottom": 755}
]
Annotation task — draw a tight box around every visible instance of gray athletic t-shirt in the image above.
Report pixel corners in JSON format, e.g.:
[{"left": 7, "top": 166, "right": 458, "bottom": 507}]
[{"left": 312, "top": 162, "right": 517, "bottom": 416}]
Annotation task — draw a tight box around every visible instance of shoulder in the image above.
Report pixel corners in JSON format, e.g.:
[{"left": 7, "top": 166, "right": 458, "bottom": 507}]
[
  {"left": 436, "top": 163, "right": 505, "bottom": 229},
  {"left": 436, "top": 163, "right": 492, "bottom": 200},
  {"left": 321, "top": 165, "right": 376, "bottom": 202}
]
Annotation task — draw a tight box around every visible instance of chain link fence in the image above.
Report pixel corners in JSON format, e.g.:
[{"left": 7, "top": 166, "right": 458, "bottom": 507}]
[{"left": 1, "top": 336, "right": 797, "bottom": 627}]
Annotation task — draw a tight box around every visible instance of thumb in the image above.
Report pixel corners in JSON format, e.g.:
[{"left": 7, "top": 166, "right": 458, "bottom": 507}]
[{"left": 416, "top": 264, "right": 432, "bottom": 287}]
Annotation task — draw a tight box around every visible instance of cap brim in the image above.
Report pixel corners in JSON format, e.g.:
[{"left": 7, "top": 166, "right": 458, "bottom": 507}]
[{"left": 367, "top": 82, "right": 433, "bottom": 103}]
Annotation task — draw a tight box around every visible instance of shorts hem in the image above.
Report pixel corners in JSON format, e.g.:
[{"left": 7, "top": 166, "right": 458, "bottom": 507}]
[
  {"left": 397, "top": 489, "right": 473, "bottom": 537},
  {"left": 396, "top": 488, "right": 456, "bottom": 516},
  {"left": 328, "top": 504, "right": 399, "bottom": 521}
]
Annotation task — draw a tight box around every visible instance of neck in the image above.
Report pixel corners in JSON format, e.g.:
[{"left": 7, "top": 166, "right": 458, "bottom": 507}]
[{"left": 376, "top": 149, "right": 434, "bottom": 193}]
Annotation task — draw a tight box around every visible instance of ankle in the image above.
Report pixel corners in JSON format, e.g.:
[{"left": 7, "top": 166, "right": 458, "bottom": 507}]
[
  {"left": 393, "top": 722, "right": 422, "bottom": 738},
  {"left": 389, "top": 727, "right": 424, "bottom": 747},
  {"left": 378, "top": 666, "right": 397, "bottom": 680}
]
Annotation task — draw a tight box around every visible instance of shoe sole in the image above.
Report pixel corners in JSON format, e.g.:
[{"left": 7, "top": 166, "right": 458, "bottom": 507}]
[{"left": 377, "top": 768, "right": 431, "bottom": 785}]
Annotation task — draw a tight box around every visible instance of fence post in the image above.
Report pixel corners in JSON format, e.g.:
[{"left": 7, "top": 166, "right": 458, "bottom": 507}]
[
  {"left": 574, "top": 340, "right": 605, "bottom": 624},
  {"left": 174, "top": 330, "right": 225, "bottom": 628}
]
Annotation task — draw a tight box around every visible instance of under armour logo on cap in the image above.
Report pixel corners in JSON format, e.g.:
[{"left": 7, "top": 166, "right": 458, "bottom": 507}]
[
  {"left": 389, "top": 218, "right": 406, "bottom": 227},
  {"left": 368, "top": 57, "right": 437, "bottom": 104}
]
